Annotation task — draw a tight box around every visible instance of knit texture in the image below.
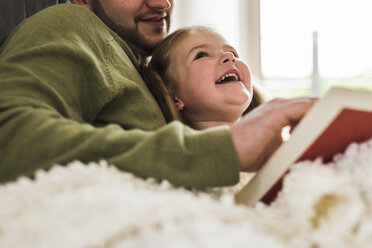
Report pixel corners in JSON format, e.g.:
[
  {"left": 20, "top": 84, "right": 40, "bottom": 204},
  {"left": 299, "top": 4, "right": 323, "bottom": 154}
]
[{"left": 0, "top": 4, "right": 239, "bottom": 187}]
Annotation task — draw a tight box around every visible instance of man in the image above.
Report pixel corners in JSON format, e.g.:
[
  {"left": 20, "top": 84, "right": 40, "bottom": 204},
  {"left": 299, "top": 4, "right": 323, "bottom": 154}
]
[
  {"left": 0, "top": 0, "right": 315, "bottom": 186},
  {"left": 79, "top": 0, "right": 173, "bottom": 63}
]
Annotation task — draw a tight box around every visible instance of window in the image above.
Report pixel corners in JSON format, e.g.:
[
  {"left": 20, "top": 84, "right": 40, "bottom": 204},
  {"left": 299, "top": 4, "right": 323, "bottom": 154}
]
[
  {"left": 171, "top": 0, "right": 240, "bottom": 50},
  {"left": 261, "top": 0, "right": 372, "bottom": 97}
]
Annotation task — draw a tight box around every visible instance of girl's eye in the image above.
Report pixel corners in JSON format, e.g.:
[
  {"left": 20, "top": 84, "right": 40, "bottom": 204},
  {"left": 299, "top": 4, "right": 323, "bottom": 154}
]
[
  {"left": 194, "top": 51, "right": 208, "bottom": 60},
  {"left": 231, "top": 51, "right": 239, "bottom": 58}
]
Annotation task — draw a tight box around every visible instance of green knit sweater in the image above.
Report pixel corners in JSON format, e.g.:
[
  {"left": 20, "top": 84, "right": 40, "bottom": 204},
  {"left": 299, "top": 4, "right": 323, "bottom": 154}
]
[{"left": 0, "top": 4, "right": 239, "bottom": 187}]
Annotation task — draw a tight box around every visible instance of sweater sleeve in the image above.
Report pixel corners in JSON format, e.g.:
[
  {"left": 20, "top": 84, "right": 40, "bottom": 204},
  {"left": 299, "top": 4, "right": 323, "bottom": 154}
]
[{"left": 0, "top": 4, "right": 240, "bottom": 187}]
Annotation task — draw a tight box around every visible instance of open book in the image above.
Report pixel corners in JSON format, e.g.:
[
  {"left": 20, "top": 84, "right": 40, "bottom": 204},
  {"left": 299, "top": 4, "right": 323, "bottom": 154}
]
[{"left": 235, "top": 87, "right": 372, "bottom": 206}]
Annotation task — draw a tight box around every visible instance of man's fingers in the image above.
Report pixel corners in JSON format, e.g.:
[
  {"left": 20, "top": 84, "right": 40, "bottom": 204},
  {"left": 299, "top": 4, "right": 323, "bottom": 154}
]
[
  {"left": 282, "top": 97, "right": 318, "bottom": 122},
  {"left": 231, "top": 96, "right": 318, "bottom": 172}
]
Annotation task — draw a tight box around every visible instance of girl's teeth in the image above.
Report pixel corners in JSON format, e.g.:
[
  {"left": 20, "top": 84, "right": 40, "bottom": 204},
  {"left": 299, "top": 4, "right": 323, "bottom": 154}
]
[{"left": 217, "top": 73, "right": 239, "bottom": 83}]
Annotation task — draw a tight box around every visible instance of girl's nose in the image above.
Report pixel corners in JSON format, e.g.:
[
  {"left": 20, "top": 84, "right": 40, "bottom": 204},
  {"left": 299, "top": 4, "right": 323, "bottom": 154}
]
[{"left": 221, "top": 52, "right": 236, "bottom": 64}]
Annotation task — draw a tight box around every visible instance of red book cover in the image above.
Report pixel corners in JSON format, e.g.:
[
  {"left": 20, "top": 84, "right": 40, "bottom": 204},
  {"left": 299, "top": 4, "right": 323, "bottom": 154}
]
[
  {"left": 260, "top": 108, "right": 372, "bottom": 204},
  {"left": 235, "top": 88, "right": 372, "bottom": 206}
]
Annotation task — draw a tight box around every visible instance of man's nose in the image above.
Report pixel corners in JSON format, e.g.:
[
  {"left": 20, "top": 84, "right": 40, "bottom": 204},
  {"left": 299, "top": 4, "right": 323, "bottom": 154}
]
[{"left": 146, "top": 0, "right": 172, "bottom": 10}]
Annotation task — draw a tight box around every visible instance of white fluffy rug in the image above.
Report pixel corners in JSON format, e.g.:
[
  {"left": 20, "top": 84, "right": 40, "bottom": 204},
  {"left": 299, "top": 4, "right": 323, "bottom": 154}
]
[{"left": 1, "top": 139, "right": 372, "bottom": 248}]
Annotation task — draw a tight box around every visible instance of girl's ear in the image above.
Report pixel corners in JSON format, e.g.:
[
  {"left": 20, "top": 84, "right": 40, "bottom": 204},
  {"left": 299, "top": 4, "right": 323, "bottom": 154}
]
[
  {"left": 174, "top": 96, "right": 185, "bottom": 111},
  {"left": 70, "top": 0, "right": 92, "bottom": 10}
]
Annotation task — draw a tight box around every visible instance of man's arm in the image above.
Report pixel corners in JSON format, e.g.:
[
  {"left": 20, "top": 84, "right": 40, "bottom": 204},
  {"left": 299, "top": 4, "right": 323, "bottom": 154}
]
[{"left": 0, "top": 4, "right": 240, "bottom": 187}]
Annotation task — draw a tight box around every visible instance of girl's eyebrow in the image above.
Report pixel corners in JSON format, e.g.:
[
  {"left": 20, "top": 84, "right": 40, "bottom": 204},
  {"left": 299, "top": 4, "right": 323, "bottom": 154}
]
[
  {"left": 187, "top": 44, "right": 237, "bottom": 57},
  {"left": 223, "top": 44, "right": 237, "bottom": 52},
  {"left": 186, "top": 44, "right": 211, "bottom": 58}
]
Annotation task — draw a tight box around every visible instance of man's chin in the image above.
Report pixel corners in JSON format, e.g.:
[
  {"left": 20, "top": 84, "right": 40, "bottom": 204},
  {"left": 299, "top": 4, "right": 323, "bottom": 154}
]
[
  {"left": 139, "top": 32, "right": 167, "bottom": 45},
  {"left": 138, "top": 23, "right": 168, "bottom": 43},
  {"left": 118, "top": 27, "right": 168, "bottom": 58},
  {"left": 139, "top": 37, "right": 166, "bottom": 54}
]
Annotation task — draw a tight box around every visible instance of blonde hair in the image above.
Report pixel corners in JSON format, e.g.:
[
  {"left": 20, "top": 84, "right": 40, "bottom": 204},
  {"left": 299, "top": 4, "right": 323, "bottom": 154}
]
[
  {"left": 141, "top": 26, "right": 206, "bottom": 123},
  {"left": 141, "top": 26, "right": 266, "bottom": 123}
]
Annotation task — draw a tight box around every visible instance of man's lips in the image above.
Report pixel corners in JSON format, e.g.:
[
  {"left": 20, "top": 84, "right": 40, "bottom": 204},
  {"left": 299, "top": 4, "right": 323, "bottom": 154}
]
[
  {"left": 143, "top": 19, "right": 165, "bottom": 27},
  {"left": 140, "top": 15, "right": 167, "bottom": 27}
]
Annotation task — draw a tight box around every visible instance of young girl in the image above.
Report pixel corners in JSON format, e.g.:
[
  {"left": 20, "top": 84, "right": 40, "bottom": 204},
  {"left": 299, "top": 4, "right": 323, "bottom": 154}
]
[
  {"left": 141, "top": 26, "right": 267, "bottom": 193},
  {"left": 142, "top": 26, "right": 267, "bottom": 128}
]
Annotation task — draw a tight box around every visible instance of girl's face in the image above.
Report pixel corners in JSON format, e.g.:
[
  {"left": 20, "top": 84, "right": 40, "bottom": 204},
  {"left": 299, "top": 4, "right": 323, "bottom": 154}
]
[{"left": 169, "top": 29, "right": 252, "bottom": 125}]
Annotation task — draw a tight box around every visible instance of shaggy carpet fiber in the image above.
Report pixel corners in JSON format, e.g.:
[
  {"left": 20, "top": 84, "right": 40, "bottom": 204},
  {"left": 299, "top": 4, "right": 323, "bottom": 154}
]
[{"left": 1, "top": 139, "right": 372, "bottom": 248}]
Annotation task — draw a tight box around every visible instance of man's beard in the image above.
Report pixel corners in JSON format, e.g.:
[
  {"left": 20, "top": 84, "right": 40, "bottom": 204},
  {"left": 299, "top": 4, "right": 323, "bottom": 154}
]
[{"left": 91, "top": 0, "right": 170, "bottom": 59}]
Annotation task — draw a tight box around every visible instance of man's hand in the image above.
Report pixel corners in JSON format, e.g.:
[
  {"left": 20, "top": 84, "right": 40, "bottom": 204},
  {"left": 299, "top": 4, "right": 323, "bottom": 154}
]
[{"left": 230, "top": 97, "right": 317, "bottom": 172}]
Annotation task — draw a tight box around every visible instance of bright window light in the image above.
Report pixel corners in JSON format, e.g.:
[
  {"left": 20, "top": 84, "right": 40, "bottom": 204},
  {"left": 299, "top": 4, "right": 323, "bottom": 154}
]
[
  {"left": 261, "top": 0, "right": 372, "bottom": 78},
  {"left": 171, "top": 0, "right": 240, "bottom": 55}
]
